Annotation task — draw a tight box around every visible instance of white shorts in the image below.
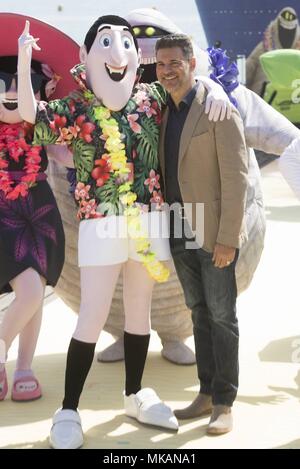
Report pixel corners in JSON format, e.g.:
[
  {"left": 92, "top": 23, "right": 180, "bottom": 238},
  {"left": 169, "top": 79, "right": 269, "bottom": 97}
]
[{"left": 78, "top": 211, "right": 171, "bottom": 267}]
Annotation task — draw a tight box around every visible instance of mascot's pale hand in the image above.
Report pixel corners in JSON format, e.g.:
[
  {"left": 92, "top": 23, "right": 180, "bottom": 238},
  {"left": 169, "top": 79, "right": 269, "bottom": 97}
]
[
  {"left": 18, "top": 20, "right": 41, "bottom": 73},
  {"left": 203, "top": 77, "right": 233, "bottom": 122}
]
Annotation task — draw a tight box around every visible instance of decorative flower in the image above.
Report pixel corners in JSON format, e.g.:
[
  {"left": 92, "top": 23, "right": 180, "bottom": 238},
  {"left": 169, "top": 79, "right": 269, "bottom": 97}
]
[
  {"left": 77, "top": 198, "right": 100, "bottom": 219},
  {"left": 127, "top": 114, "right": 142, "bottom": 133},
  {"left": 50, "top": 113, "right": 96, "bottom": 144},
  {"left": 93, "top": 106, "right": 111, "bottom": 122},
  {"left": 133, "top": 89, "right": 148, "bottom": 104},
  {"left": 151, "top": 101, "right": 161, "bottom": 125},
  {"left": 150, "top": 190, "right": 164, "bottom": 209},
  {"left": 83, "top": 89, "right": 94, "bottom": 101},
  {"left": 74, "top": 115, "right": 95, "bottom": 143},
  {"left": 56, "top": 127, "right": 75, "bottom": 144},
  {"left": 6, "top": 182, "right": 29, "bottom": 200},
  {"left": 75, "top": 182, "right": 91, "bottom": 201},
  {"left": 207, "top": 47, "right": 239, "bottom": 107},
  {"left": 0, "top": 171, "right": 13, "bottom": 193},
  {"left": 0, "top": 192, "right": 57, "bottom": 274},
  {"left": 136, "top": 99, "right": 157, "bottom": 118},
  {"left": 0, "top": 123, "right": 42, "bottom": 200},
  {"left": 91, "top": 158, "right": 112, "bottom": 187},
  {"left": 144, "top": 169, "right": 160, "bottom": 193},
  {"left": 120, "top": 191, "right": 137, "bottom": 206},
  {"left": 0, "top": 159, "right": 8, "bottom": 170}
]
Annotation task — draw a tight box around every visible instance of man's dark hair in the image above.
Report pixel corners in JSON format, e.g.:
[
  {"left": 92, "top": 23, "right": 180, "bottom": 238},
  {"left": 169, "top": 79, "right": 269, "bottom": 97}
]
[
  {"left": 84, "top": 15, "right": 139, "bottom": 53},
  {"left": 155, "top": 34, "right": 194, "bottom": 60}
]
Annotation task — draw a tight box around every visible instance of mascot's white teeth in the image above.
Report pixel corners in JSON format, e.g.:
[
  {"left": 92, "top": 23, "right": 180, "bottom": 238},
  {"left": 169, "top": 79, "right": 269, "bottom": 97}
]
[
  {"left": 1, "top": 99, "right": 18, "bottom": 111},
  {"left": 141, "top": 57, "right": 156, "bottom": 65},
  {"left": 105, "top": 64, "right": 127, "bottom": 82}
]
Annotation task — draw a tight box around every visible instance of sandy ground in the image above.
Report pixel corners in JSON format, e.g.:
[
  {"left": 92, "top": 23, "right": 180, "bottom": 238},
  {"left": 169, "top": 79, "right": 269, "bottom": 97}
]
[{"left": 0, "top": 159, "right": 299, "bottom": 449}]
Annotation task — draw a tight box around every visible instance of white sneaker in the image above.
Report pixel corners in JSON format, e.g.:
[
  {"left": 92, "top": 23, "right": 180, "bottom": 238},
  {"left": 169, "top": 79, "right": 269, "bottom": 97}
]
[
  {"left": 124, "top": 388, "right": 178, "bottom": 431},
  {"left": 49, "top": 408, "right": 84, "bottom": 449}
]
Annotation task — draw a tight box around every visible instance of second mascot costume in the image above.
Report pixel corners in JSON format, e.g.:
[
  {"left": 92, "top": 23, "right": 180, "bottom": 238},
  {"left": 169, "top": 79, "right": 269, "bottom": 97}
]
[{"left": 246, "top": 7, "right": 300, "bottom": 96}]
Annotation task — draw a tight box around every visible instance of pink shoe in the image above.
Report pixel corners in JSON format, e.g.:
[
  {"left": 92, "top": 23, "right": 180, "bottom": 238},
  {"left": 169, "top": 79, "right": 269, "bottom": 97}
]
[
  {"left": 11, "top": 376, "right": 42, "bottom": 402},
  {"left": 0, "top": 367, "right": 8, "bottom": 401}
]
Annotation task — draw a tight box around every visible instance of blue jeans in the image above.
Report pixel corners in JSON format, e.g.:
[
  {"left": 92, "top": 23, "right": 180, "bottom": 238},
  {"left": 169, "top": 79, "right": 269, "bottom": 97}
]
[{"left": 171, "top": 239, "right": 239, "bottom": 406}]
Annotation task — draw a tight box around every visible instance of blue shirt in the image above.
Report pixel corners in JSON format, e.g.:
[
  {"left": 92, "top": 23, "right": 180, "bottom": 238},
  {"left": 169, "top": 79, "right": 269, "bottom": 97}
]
[
  {"left": 164, "top": 82, "right": 199, "bottom": 205},
  {"left": 164, "top": 82, "right": 199, "bottom": 242}
]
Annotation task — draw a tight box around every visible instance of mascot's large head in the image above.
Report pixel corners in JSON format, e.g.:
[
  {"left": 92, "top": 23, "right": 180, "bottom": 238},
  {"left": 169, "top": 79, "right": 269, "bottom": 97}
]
[
  {"left": 80, "top": 15, "right": 141, "bottom": 111},
  {"left": 0, "top": 13, "right": 79, "bottom": 124},
  {"left": 125, "top": 8, "right": 209, "bottom": 83}
]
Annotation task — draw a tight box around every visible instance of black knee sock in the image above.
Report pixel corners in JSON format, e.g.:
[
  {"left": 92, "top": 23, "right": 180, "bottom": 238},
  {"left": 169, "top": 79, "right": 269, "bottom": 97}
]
[
  {"left": 62, "top": 337, "right": 96, "bottom": 410},
  {"left": 124, "top": 331, "right": 150, "bottom": 396}
]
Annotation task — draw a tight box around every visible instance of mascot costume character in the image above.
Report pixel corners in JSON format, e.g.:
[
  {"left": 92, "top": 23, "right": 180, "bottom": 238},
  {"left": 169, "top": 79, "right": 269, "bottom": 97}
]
[
  {"left": 246, "top": 7, "right": 300, "bottom": 96},
  {"left": 0, "top": 13, "right": 78, "bottom": 403},
  {"left": 18, "top": 14, "right": 231, "bottom": 449},
  {"left": 259, "top": 48, "right": 300, "bottom": 126}
]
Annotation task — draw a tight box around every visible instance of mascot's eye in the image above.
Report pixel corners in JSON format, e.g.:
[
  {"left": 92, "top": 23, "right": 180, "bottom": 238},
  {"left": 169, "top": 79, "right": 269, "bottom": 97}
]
[
  {"left": 145, "top": 27, "right": 155, "bottom": 36},
  {"left": 133, "top": 27, "right": 141, "bottom": 36},
  {"left": 122, "top": 36, "right": 132, "bottom": 49},
  {"left": 100, "top": 34, "right": 111, "bottom": 48}
]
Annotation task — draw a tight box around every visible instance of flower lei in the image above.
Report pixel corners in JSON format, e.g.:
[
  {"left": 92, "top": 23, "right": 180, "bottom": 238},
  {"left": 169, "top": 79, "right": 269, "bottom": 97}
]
[
  {"left": 207, "top": 47, "right": 239, "bottom": 108},
  {"left": 46, "top": 64, "right": 169, "bottom": 282},
  {"left": 0, "top": 123, "right": 42, "bottom": 200},
  {"left": 90, "top": 100, "right": 169, "bottom": 283}
]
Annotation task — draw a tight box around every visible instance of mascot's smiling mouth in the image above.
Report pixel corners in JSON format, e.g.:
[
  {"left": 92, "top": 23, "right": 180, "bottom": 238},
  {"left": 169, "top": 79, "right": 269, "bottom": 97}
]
[
  {"left": 2, "top": 100, "right": 18, "bottom": 111},
  {"left": 105, "top": 63, "right": 127, "bottom": 82}
]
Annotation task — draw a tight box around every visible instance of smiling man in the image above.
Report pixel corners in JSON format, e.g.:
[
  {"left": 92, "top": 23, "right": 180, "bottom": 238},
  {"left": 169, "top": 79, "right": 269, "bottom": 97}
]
[{"left": 156, "top": 34, "right": 249, "bottom": 435}]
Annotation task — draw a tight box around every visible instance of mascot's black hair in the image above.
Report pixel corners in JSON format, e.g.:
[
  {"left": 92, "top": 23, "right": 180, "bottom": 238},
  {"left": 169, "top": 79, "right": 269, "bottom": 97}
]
[{"left": 84, "top": 15, "right": 139, "bottom": 53}]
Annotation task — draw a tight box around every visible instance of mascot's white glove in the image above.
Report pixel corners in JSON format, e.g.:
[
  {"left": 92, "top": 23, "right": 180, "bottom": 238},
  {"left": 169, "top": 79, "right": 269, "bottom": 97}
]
[
  {"left": 279, "top": 137, "right": 300, "bottom": 200},
  {"left": 18, "top": 20, "right": 40, "bottom": 70},
  {"left": 198, "top": 75, "right": 233, "bottom": 122},
  {"left": 17, "top": 20, "right": 40, "bottom": 124}
]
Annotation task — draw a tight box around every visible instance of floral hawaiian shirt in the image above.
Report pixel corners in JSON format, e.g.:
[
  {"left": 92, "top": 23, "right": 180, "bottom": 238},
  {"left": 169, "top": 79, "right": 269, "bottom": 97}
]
[{"left": 34, "top": 64, "right": 167, "bottom": 220}]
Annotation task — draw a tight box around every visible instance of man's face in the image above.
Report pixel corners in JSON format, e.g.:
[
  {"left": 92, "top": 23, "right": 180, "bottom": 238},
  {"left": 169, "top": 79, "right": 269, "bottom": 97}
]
[
  {"left": 82, "top": 24, "right": 140, "bottom": 111},
  {"left": 156, "top": 47, "right": 194, "bottom": 97}
]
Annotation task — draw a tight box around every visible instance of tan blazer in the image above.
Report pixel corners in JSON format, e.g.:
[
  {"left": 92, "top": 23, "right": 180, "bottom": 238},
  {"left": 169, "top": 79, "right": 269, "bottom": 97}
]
[{"left": 159, "top": 84, "right": 249, "bottom": 252}]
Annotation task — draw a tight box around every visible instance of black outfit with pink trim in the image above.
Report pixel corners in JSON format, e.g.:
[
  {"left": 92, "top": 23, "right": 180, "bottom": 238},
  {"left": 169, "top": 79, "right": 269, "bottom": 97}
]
[{"left": 0, "top": 122, "right": 65, "bottom": 293}]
